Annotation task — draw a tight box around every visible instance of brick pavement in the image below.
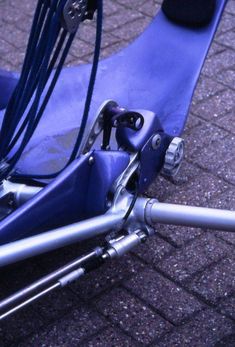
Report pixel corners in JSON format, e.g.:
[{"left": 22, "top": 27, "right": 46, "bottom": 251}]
[{"left": 0, "top": 0, "right": 235, "bottom": 346}]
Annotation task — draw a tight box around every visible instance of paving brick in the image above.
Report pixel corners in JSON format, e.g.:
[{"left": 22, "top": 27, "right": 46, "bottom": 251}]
[
  {"left": 133, "top": 234, "right": 174, "bottom": 265},
  {"left": 117, "top": 0, "right": 162, "bottom": 9},
  {"left": 183, "top": 113, "right": 202, "bottom": 131},
  {"left": 214, "top": 229, "right": 235, "bottom": 247},
  {"left": 202, "top": 49, "right": 235, "bottom": 77},
  {"left": 165, "top": 171, "right": 229, "bottom": 207},
  {"left": 216, "top": 30, "right": 235, "bottom": 50},
  {"left": 103, "top": 9, "right": 142, "bottom": 32},
  {"left": 167, "top": 160, "right": 202, "bottom": 188},
  {"left": 70, "top": 39, "right": 94, "bottom": 59},
  {"left": 193, "top": 135, "right": 235, "bottom": 173},
  {"left": 34, "top": 288, "right": 80, "bottom": 322},
  {"left": 225, "top": 0, "right": 235, "bottom": 15},
  {"left": 15, "top": 15, "right": 34, "bottom": 33},
  {"left": 71, "top": 254, "right": 145, "bottom": 300},
  {"left": 158, "top": 233, "right": 232, "bottom": 282},
  {"left": 3, "top": 48, "right": 26, "bottom": 70},
  {"left": 124, "top": 268, "right": 204, "bottom": 325},
  {"left": 191, "top": 89, "right": 235, "bottom": 122},
  {"left": 99, "top": 41, "right": 126, "bottom": 59},
  {"left": 209, "top": 188, "right": 235, "bottom": 245},
  {"left": 145, "top": 161, "right": 202, "bottom": 202},
  {"left": 184, "top": 123, "right": 227, "bottom": 161},
  {"left": 0, "top": 57, "right": 13, "bottom": 71},
  {"left": 0, "top": 5, "right": 28, "bottom": 25},
  {"left": 0, "top": 37, "right": 15, "bottom": 55},
  {"left": 207, "top": 41, "right": 226, "bottom": 57},
  {"left": 0, "top": 24, "right": 29, "bottom": 49},
  {"left": 216, "top": 11, "right": 235, "bottom": 34},
  {"left": 2, "top": 258, "right": 46, "bottom": 293},
  {"left": 145, "top": 174, "right": 177, "bottom": 202},
  {"left": 215, "top": 334, "right": 235, "bottom": 347},
  {"left": 9, "top": 0, "right": 37, "bottom": 17},
  {"left": 18, "top": 305, "right": 106, "bottom": 347},
  {"left": 0, "top": 307, "right": 44, "bottom": 346},
  {"left": 157, "top": 309, "right": 235, "bottom": 347},
  {"left": 216, "top": 67, "right": 235, "bottom": 89},
  {"left": 103, "top": 1, "right": 124, "bottom": 17},
  {"left": 157, "top": 224, "right": 203, "bottom": 248},
  {"left": 113, "top": 17, "right": 152, "bottom": 42},
  {"left": 214, "top": 111, "right": 235, "bottom": 135},
  {"left": 209, "top": 185, "right": 235, "bottom": 211},
  {"left": 95, "top": 287, "right": 172, "bottom": 344},
  {"left": 188, "top": 257, "right": 235, "bottom": 304},
  {"left": 218, "top": 295, "right": 235, "bottom": 320},
  {"left": 193, "top": 76, "right": 225, "bottom": 103},
  {"left": 138, "top": 1, "right": 161, "bottom": 17},
  {"left": 83, "top": 326, "right": 137, "bottom": 347}
]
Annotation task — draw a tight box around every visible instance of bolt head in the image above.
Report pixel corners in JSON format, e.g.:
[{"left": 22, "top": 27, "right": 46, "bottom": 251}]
[
  {"left": 152, "top": 134, "right": 161, "bottom": 150},
  {"left": 89, "top": 156, "right": 94, "bottom": 165}
]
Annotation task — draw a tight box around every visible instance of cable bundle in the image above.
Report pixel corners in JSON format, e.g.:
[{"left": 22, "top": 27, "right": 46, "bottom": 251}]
[{"left": 0, "top": 0, "right": 102, "bottom": 181}]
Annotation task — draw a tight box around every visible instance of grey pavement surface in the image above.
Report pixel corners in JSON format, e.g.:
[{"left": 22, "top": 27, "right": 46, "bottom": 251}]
[{"left": 0, "top": 0, "right": 235, "bottom": 346}]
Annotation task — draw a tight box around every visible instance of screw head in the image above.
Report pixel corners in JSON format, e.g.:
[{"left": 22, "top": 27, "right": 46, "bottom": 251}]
[
  {"left": 152, "top": 134, "right": 161, "bottom": 150},
  {"left": 89, "top": 156, "right": 94, "bottom": 165}
]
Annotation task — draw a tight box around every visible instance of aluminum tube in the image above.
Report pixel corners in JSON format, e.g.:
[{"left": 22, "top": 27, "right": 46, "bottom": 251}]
[
  {"left": 145, "top": 200, "right": 235, "bottom": 232},
  {"left": 0, "top": 213, "right": 123, "bottom": 267},
  {"left": 0, "top": 283, "right": 60, "bottom": 321},
  {"left": 0, "top": 249, "right": 100, "bottom": 311}
]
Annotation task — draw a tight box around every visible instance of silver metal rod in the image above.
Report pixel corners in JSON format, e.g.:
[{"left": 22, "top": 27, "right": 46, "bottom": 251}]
[
  {"left": 0, "top": 212, "right": 123, "bottom": 267},
  {"left": 0, "top": 283, "right": 59, "bottom": 321},
  {"left": 0, "top": 249, "right": 101, "bottom": 312},
  {"left": 144, "top": 200, "right": 235, "bottom": 231}
]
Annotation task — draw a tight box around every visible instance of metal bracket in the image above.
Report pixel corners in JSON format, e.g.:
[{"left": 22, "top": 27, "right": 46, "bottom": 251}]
[
  {"left": 79, "top": 100, "right": 116, "bottom": 154},
  {"left": 63, "top": 0, "right": 88, "bottom": 33}
]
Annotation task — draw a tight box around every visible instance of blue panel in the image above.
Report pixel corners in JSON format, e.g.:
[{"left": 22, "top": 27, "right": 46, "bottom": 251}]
[
  {"left": 0, "top": 0, "right": 227, "bottom": 176},
  {"left": 86, "top": 150, "right": 130, "bottom": 216},
  {"left": 0, "top": 150, "right": 129, "bottom": 245},
  {"left": 0, "top": 155, "right": 91, "bottom": 245}
]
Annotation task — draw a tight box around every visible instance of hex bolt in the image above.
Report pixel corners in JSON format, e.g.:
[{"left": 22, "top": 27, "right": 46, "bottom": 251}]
[
  {"left": 89, "top": 156, "right": 94, "bottom": 165},
  {"left": 152, "top": 134, "right": 161, "bottom": 150}
]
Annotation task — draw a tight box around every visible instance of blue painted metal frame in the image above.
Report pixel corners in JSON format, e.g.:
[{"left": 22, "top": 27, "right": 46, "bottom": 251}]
[{"left": 0, "top": 0, "right": 228, "bottom": 245}]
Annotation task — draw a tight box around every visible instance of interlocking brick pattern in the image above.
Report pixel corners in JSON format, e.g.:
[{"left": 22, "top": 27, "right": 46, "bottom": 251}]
[{"left": 0, "top": 0, "right": 234, "bottom": 346}]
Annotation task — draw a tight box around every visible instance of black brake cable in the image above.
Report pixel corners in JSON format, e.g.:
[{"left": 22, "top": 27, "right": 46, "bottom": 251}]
[
  {"left": 12, "top": 0, "right": 103, "bottom": 181},
  {"left": 0, "top": 0, "right": 51, "bottom": 155},
  {"left": 0, "top": 0, "right": 59, "bottom": 158},
  {"left": 0, "top": 0, "right": 103, "bottom": 182}
]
